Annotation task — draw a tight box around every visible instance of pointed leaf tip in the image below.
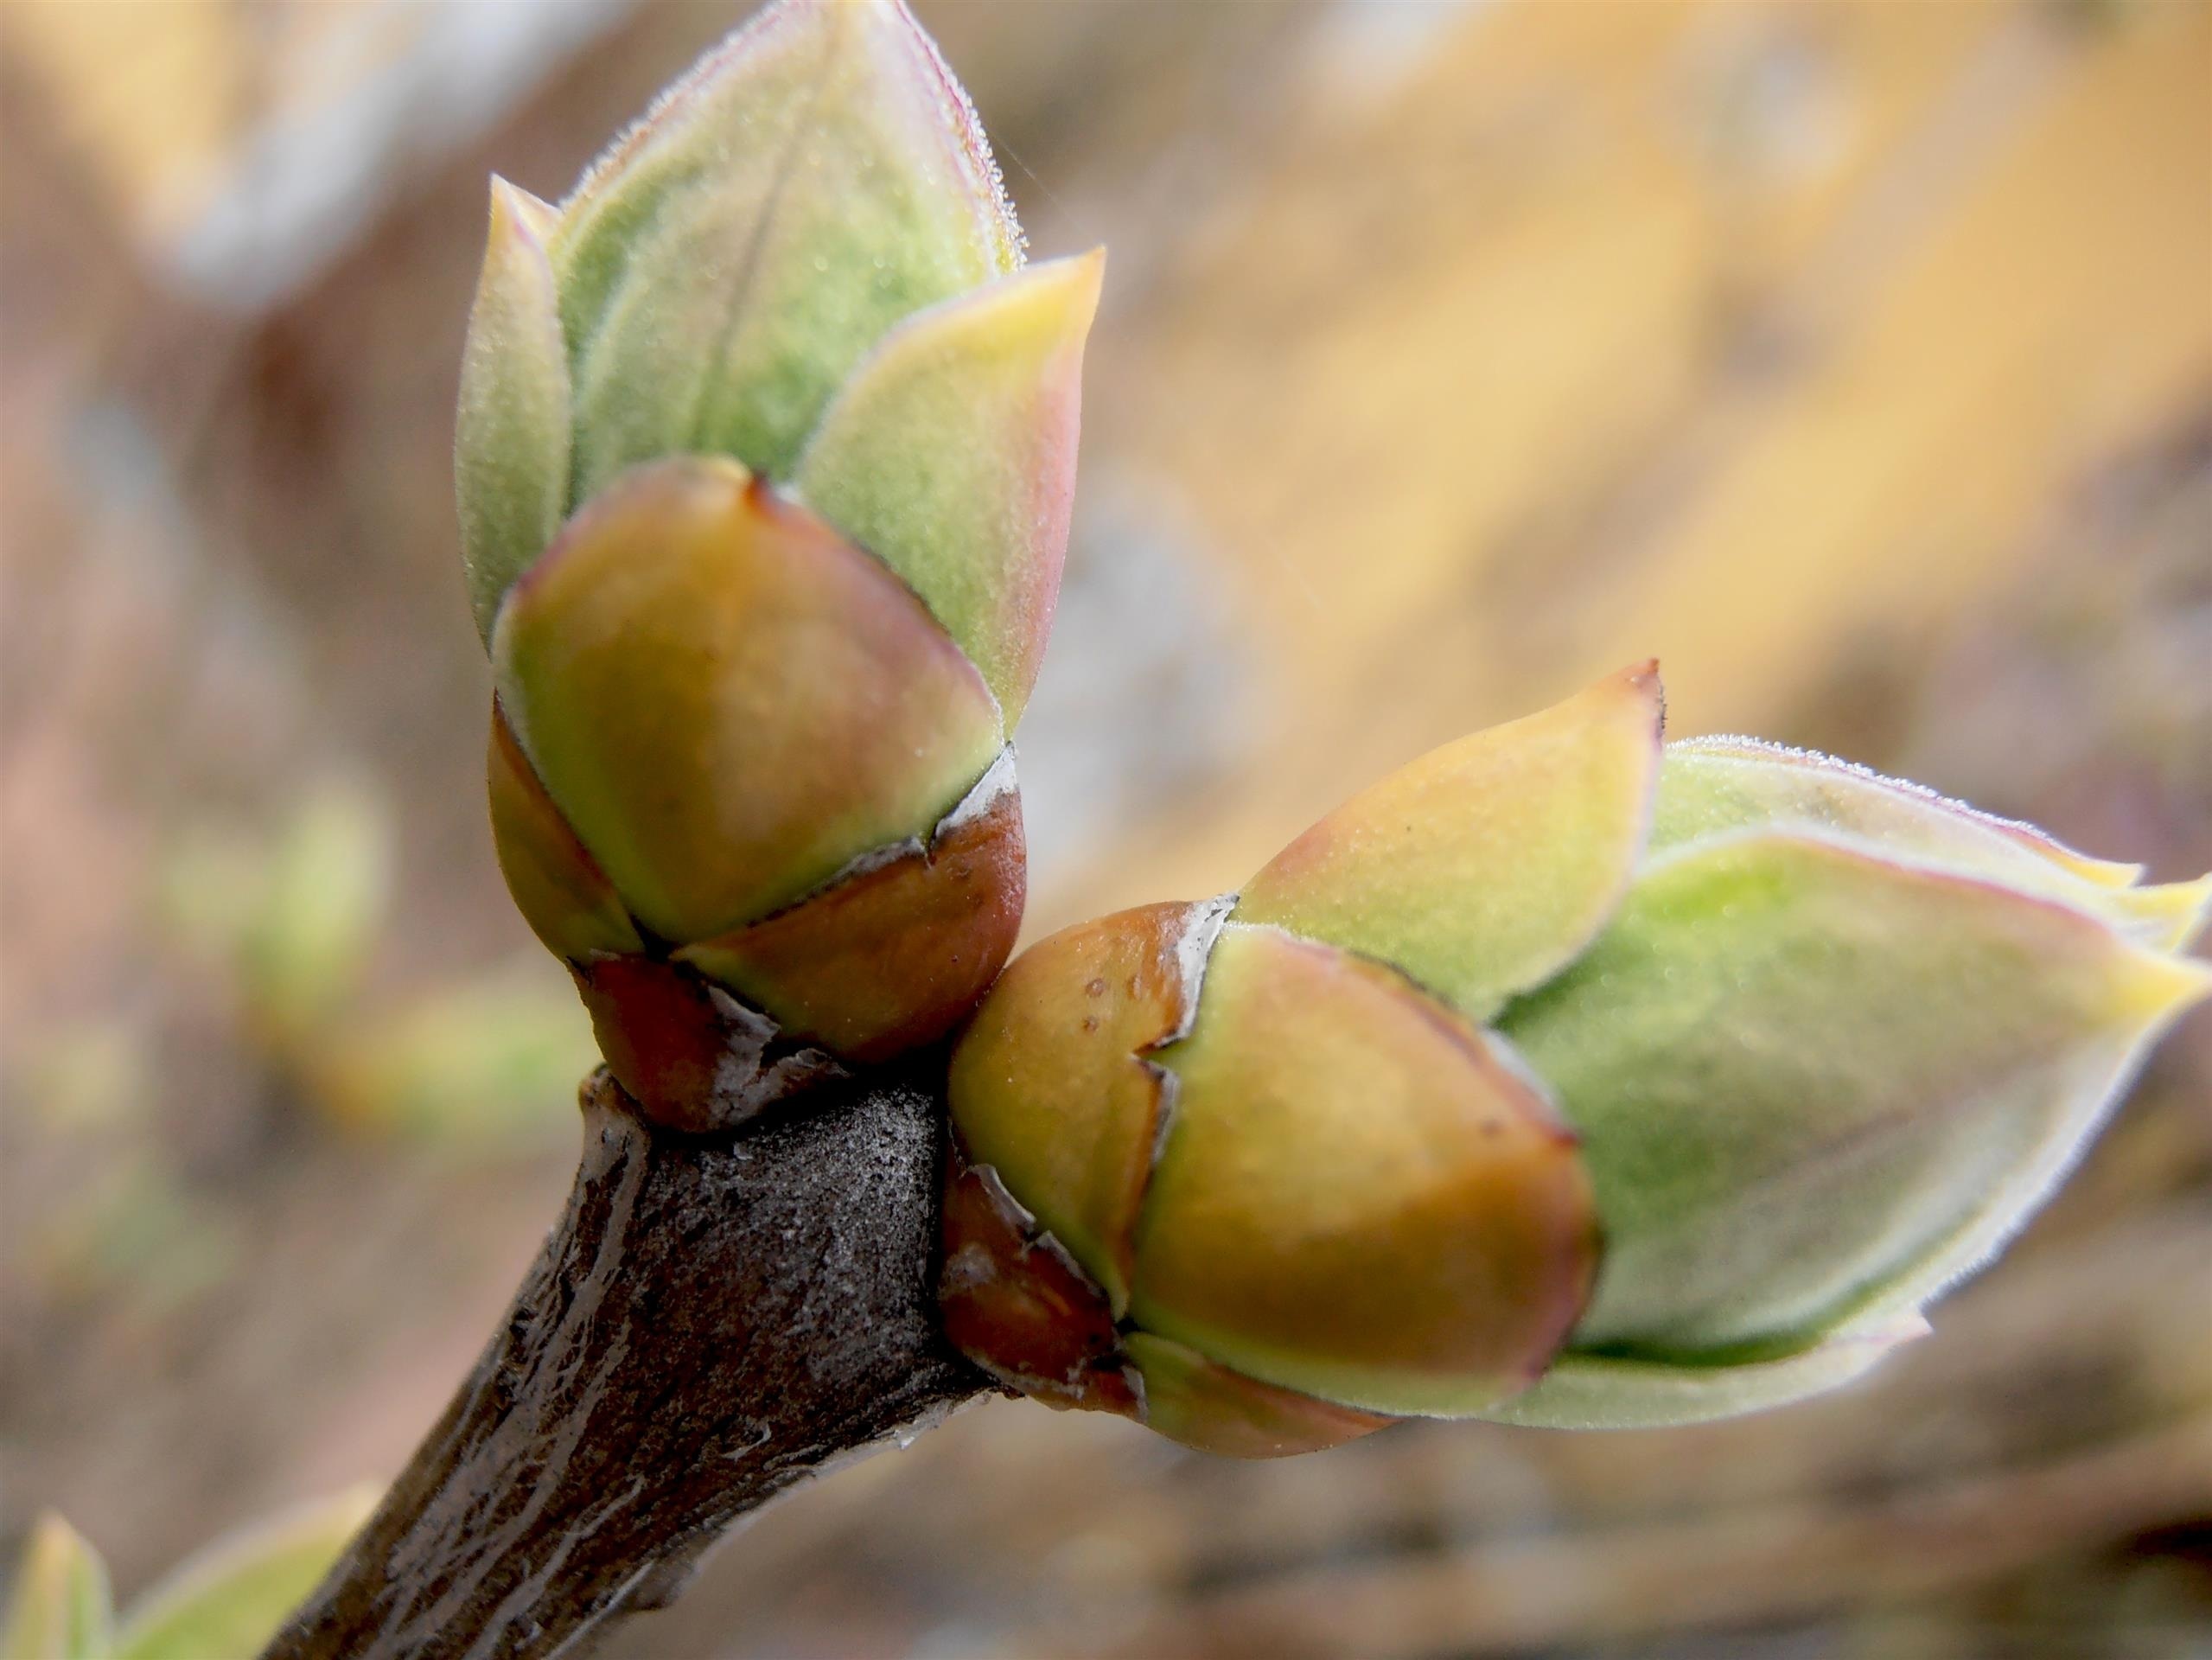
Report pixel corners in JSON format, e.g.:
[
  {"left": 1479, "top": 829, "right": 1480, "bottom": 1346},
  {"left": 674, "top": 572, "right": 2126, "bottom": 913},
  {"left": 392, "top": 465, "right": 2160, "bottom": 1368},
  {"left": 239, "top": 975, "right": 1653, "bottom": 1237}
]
[
  {"left": 457, "top": 176, "right": 571, "bottom": 646},
  {"left": 3, "top": 1514, "right": 113, "bottom": 1660},
  {"left": 490, "top": 175, "right": 559, "bottom": 241},
  {"left": 1655, "top": 738, "right": 2200, "bottom": 948},
  {"left": 2111, "top": 936, "right": 2212, "bottom": 1026},
  {"left": 2104, "top": 873, "right": 2212, "bottom": 954},
  {"left": 1498, "top": 829, "right": 2205, "bottom": 1361},
  {"left": 551, "top": 0, "right": 1023, "bottom": 496},
  {"left": 1236, "top": 664, "right": 1666, "bottom": 1023},
  {"left": 796, "top": 249, "right": 1105, "bottom": 725}
]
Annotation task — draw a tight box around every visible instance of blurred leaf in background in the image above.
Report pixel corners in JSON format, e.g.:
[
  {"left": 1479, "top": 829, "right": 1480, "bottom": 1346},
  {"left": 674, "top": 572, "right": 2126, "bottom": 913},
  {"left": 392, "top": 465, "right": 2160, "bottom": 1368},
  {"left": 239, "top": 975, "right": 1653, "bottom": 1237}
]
[
  {"left": 2, "top": 1516, "right": 112, "bottom": 1660},
  {"left": 311, "top": 958, "right": 602, "bottom": 1149},
  {"left": 109, "top": 1488, "right": 376, "bottom": 1660},
  {"left": 31, "top": 1158, "right": 241, "bottom": 1316},
  {"left": 0, "top": 1490, "right": 377, "bottom": 1660},
  {"left": 159, "top": 776, "right": 392, "bottom": 1057},
  {"left": 153, "top": 776, "right": 592, "bottom": 1151}
]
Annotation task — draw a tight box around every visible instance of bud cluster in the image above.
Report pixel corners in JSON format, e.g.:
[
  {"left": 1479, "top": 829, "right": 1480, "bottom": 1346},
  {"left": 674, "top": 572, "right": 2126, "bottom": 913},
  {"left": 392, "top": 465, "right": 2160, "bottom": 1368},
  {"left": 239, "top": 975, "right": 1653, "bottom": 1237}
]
[
  {"left": 453, "top": 1, "right": 2209, "bottom": 1452},
  {"left": 456, "top": 0, "right": 1101, "bottom": 1127},
  {"left": 941, "top": 668, "right": 2211, "bottom": 1450}
]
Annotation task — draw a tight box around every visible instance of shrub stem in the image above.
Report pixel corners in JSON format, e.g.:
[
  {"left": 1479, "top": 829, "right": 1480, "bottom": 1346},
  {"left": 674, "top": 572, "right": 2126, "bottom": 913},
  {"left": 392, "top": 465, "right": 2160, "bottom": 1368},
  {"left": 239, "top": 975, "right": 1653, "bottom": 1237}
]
[{"left": 260, "top": 1064, "right": 990, "bottom": 1660}]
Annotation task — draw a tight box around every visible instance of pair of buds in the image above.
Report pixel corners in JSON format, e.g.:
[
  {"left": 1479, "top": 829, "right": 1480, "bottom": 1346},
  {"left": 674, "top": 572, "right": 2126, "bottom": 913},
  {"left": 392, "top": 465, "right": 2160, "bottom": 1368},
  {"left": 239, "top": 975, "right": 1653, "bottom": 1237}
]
[{"left": 461, "top": 0, "right": 2210, "bottom": 1452}]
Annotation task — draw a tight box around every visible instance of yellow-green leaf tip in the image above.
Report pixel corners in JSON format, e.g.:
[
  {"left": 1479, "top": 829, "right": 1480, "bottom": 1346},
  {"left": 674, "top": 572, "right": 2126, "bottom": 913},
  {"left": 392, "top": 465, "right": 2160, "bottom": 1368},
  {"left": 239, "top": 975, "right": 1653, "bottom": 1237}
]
[
  {"left": 795, "top": 248, "right": 1105, "bottom": 725},
  {"left": 456, "top": 176, "right": 571, "bottom": 645},
  {"left": 453, "top": 0, "right": 1080, "bottom": 686},
  {"left": 1236, "top": 662, "right": 1664, "bottom": 1024},
  {"left": 550, "top": 0, "right": 1023, "bottom": 498},
  {"left": 3, "top": 1514, "right": 113, "bottom": 1660}
]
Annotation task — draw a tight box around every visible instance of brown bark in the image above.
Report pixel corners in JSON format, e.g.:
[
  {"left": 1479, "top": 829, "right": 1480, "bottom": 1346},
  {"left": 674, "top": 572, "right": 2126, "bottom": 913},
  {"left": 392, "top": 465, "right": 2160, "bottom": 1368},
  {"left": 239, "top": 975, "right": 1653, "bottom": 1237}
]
[{"left": 259, "top": 1063, "right": 991, "bottom": 1660}]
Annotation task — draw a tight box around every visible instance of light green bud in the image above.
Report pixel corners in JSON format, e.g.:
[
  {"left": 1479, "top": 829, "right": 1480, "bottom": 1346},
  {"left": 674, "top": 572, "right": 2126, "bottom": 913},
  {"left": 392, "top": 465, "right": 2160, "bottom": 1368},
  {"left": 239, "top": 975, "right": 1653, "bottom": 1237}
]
[
  {"left": 943, "top": 667, "right": 2210, "bottom": 1449},
  {"left": 450, "top": 0, "right": 1105, "bottom": 1126},
  {"left": 1487, "top": 738, "right": 2209, "bottom": 1427}
]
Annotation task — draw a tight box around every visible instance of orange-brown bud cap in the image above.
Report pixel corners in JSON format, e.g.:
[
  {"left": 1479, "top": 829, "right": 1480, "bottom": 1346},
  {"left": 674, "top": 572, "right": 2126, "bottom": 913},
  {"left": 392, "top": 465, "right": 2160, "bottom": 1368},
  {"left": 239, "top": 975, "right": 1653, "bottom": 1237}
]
[{"left": 944, "top": 903, "right": 1599, "bottom": 1449}]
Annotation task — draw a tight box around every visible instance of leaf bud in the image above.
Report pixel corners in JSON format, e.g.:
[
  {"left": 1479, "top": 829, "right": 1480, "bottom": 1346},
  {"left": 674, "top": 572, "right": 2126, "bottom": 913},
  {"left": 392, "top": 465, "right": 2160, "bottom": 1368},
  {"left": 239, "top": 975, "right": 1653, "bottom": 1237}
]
[
  {"left": 455, "top": 0, "right": 1103, "bottom": 1124},
  {"left": 943, "top": 902, "right": 1600, "bottom": 1454},
  {"left": 944, "top": 667, "right": 2210, "bottom": 1447}
]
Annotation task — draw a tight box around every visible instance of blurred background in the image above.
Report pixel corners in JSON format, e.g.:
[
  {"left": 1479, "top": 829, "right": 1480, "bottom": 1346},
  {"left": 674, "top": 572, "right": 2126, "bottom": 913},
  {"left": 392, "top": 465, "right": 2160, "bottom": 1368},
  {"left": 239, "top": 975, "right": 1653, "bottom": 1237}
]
[{"left": 3, "top": 0, "right": 2209, "bottom": 1655}]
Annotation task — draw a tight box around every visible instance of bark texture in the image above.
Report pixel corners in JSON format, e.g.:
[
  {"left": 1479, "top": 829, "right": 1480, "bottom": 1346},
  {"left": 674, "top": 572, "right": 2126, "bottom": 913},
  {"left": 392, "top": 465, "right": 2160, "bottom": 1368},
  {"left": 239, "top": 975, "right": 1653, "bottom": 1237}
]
[{"left": 260, "top": 1064, "right": 991, "bottom": 1660}]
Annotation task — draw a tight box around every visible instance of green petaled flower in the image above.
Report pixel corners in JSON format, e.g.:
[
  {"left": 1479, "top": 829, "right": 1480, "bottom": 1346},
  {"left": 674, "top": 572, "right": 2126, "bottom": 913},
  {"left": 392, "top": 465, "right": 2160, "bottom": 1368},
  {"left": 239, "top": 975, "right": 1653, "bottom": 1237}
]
[{"left": 942, "top": 667, "right": 2210, "bottom": 1451}]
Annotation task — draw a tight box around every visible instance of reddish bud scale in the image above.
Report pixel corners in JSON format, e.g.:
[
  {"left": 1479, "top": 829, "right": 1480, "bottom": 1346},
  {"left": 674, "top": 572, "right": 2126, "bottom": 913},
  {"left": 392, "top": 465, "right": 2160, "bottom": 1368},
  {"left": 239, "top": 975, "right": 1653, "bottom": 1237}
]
[
  {"left": 571, "top": 956, "right": 845, "bottom": 1136},
  {"left": 679, "top": 761, "right": 1024, "bottom": 1064},
  {"left": 938, "top": 1152, "right": 1138, "bottom": 1417},
  {"left": 939, "top": 1143, "right": 1394, "bottom": 1457},
  {"left": 493, "top": 719, "right": 1028, "bottom": 1131}
]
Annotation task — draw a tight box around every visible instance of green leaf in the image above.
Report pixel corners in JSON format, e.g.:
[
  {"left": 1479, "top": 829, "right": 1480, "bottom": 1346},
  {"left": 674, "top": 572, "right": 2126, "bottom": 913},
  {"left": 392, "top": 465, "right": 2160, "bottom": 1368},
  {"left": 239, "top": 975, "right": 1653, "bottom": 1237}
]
[
  {"left": 551, "top": 0, "right": 1022, "bottom": 501},
  {"left": 313, "top": 956, "right": 601, "bottom": 1147},
  {"left": 3, "top": 1515, "right": 114, "bottom": 1660},
  {"left": 456, "top": 178, "right": 572, "bottom": 644},
  {"left": 1488, "top": 1315, "right": 1928, "bottom": 1429},
  {"left": 239, "top": 780, "right": 393, "bottom": 1044},
  {"left": 1498, "top": 830, "right": 2212, "bottom": 1360},
  {"left": 1236, "top": 665, "right": 1665, "bottom": 1024},
  {"left": 1659, "top": 737, "right": 2210, "bottom": 950},
  {"left": 794, "top": 252, "right": 1103, "bottom": 725},
  {"left": 113, "top": 1488, "right": 376, "bottom": 1660}
]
